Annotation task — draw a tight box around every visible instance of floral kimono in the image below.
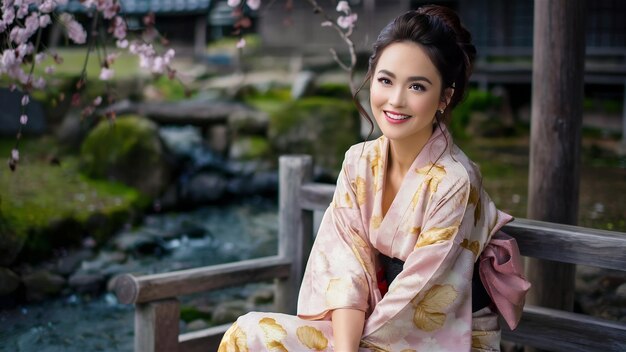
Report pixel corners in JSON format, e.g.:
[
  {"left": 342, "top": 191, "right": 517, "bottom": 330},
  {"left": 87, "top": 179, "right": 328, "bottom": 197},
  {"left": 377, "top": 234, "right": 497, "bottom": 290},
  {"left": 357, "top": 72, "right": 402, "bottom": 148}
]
[{"left": 219, "top": 126, "right": 530, "bottom": 352}]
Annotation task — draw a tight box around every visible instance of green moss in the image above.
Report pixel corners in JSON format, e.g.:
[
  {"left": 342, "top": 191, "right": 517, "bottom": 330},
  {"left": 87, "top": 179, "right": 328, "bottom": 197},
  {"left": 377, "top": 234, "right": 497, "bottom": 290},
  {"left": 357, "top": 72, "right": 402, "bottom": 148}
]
[
  {"left": 313, "top": 83, "right": 352, "bottom": 100},
  {"left": 0, "top": 138, "right": 145, "bottom": 261},
  {"left": 180, "top": 305, "right": 212, "bottom": 323},
  {"left": 80, "top": 116, "right": 160, "bottom": 179},
  {"left": 268, "top": 96, "right": 360, "bottom": 174},
  {"left": 243, "top": 88, "right": 292, "bottom": 115},
  {"left": 232, "top": 136, "right": 270, "bottom": 160},
  {"left": 149, "top": 75, "right": 195, "bottom": 101}
]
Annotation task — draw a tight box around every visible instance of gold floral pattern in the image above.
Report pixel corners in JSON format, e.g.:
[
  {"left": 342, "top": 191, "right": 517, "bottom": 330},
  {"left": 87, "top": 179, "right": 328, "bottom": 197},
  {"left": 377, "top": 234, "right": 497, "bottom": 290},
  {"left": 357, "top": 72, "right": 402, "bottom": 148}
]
[
  {"left": 460, "top": 239, "right": 480, "bottom": 258},
  {"left": 218, "top": 322, "right": 248, "bottom": 352},
  {"left": 371, "top": 214, "right": 383, "bottom": 229},
  {"left": 415, "top": 164, "right": 447, "bottom": 194},
  {"left": 353, "top": 176, "right": 367, "bottom": 206},
  {"left": 296, "top": 326, "right": 328, "bottom": 350},
  {"left": 259, "top": 317, "right": 287, "bottom": 351},
  {"left": 414, "top": 226, "right": 458, "bottom": 248},
  {"left": 412, "top": 285, "right": 458, "bottom": 331}
]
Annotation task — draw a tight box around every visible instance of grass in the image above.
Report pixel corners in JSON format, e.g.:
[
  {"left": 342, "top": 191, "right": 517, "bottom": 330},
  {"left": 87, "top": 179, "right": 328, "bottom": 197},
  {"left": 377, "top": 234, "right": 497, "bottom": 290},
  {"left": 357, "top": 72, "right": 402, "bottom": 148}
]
[{"left": 30, "top": 47, "right": 143, "bottom": 80}]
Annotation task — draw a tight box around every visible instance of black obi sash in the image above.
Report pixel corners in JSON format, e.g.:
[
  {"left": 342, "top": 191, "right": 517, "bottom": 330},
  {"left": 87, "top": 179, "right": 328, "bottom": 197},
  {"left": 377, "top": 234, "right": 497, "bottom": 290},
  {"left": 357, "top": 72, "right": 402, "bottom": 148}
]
[{"left": 379, "top": 253, "right": 492, "bottom": 313}]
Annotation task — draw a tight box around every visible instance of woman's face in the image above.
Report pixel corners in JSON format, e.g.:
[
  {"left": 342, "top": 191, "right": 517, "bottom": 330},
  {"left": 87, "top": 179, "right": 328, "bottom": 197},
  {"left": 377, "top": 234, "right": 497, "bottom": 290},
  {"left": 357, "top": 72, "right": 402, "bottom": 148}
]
[{"left": 370, "top": 41, "right": 446, "bottom": 145}]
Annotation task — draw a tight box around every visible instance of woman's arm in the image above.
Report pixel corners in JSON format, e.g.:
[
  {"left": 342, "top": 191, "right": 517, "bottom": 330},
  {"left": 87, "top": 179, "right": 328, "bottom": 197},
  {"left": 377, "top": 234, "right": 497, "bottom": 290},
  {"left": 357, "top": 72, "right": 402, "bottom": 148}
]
[{"left": 332, "top": 308, "right": 365, "bottom": 352}]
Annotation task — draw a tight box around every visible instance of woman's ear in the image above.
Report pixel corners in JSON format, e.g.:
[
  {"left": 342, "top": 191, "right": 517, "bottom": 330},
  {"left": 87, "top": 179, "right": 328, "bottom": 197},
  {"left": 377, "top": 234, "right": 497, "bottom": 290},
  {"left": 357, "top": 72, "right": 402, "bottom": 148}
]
[{"left": 439, "top": 87, "right": 455, "bottom": 111}]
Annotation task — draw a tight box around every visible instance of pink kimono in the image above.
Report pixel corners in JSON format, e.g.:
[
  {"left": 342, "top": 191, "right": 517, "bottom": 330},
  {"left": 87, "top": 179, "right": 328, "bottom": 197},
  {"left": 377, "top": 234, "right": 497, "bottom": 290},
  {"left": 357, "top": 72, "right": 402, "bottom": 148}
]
[{"left": 219, "top": 126, "right": 530, "bottom": 351}]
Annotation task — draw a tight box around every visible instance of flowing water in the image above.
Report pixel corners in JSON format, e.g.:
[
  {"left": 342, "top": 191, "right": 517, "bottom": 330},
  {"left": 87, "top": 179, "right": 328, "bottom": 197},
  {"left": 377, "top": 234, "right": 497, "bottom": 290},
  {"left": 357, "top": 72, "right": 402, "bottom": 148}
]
[{"left": 0, "top": 200, "right": 279, "bottom": 352}]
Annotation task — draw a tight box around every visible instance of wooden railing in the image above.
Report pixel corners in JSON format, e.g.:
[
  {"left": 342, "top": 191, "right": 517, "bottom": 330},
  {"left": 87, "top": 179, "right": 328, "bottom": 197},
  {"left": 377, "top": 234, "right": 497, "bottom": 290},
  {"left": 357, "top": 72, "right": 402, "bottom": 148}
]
[{"left": 114, "top": 155, "right": 626, "bottom": 351}]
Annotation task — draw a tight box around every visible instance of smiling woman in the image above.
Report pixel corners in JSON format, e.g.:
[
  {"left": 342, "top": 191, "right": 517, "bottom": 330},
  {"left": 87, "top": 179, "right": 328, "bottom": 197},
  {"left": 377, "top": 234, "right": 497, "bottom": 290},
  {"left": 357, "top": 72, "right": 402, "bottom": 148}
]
[{"left": 218, "top": 5, "right": 530, "bottom": 352}]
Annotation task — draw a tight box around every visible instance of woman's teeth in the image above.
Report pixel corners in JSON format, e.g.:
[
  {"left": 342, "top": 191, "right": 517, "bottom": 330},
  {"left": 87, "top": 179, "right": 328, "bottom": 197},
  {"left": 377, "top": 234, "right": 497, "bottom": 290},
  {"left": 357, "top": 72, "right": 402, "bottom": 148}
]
[{"left": 385, "top": 111, "right": 411, "bottom": 120}]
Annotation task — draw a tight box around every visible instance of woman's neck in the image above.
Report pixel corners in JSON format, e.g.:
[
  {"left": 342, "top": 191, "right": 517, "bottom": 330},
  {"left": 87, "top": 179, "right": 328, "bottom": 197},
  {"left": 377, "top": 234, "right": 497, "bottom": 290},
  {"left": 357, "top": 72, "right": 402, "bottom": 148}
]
[{"left": 387, "top": 128, "right": 433, "bottom": 176}]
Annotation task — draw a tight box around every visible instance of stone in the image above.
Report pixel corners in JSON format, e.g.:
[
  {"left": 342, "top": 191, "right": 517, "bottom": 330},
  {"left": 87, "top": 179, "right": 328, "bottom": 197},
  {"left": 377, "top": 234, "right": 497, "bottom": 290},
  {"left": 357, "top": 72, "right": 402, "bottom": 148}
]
[
  {"left": 212, "top": 300, "right": 249, "bottom": 325},
  {"left": 186, "top": 319, "right": 210, "bottom": 331},
  {"left": 80, "top": 115, "right": 173, "bottom": 198},
  {"left": 0, "top": 216, "right": 25, "bottom": 266},
  {"left": 55, "top": 249, "right": 94, "bottom": 276},
  {"left": 22, "top": 270, "right": 66, "bottom": 301},
  {"left": 227, "top": 110, "right": 269, "bottom": 136},
  {"left": 181, "top": 172, "right": 228, "bottom": 204},
  {"left": 0, "top": 267, "right": 20, "bottom": 296},
  {"left": 248, "top": 286, "right": 274, "bottom": 305},
  {"left": 208, "top": 125, "right": 229, "bottom": 156},
  {"left": 114, "top": 230, "right": 165, "bottom": 255},
  {"left": 54, "top": 111, "right": 96, "bottom": 151},
  {"left": 0, "top": 88, "right": 47, "bottom": 137},
  {"left": 615, "top": 283, "right": 626, "bottom": 300},
  {"left": 68, "top": 272, "right": 105, "bottom": 294},
  {"left": 291, "top": 71, "right": 316, "bottom": 99},
  {"left": 80, "top": 251, "right": 126, "bottom": 272},
  {"left": 159, "top": 125, "right": 204, "bottom": 158}
]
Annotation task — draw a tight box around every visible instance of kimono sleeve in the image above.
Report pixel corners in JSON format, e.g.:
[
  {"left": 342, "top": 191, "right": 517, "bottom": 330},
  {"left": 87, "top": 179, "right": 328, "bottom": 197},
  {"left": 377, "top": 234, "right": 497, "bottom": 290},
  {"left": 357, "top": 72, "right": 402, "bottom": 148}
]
[
  {"left": 297, "top": 156, "right": 378, "bottom": 321},
  {"left": 363, "top": 175, "right": 474, "bottom": 340}
]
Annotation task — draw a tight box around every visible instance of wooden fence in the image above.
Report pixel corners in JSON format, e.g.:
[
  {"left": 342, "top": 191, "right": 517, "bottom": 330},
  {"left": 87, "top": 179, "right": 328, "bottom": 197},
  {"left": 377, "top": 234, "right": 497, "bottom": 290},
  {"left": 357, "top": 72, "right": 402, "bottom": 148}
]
[{"left": 114, "top": 155, "right": 626, "bottom": 351}]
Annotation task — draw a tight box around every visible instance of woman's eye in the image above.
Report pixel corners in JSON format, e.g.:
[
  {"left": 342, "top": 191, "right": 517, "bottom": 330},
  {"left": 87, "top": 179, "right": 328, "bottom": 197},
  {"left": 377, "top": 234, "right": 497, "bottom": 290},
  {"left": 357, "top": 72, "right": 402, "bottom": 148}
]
[
  {"left": 377, "top": 77, "right": 392, "bottom": 85},
  {"left": 410, "top": 83, "right": 426, "bottom": 91}
]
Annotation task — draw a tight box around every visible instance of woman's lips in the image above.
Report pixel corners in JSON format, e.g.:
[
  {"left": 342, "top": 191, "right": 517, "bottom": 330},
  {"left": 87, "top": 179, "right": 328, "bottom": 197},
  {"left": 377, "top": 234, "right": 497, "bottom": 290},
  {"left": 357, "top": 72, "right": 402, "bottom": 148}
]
[{"left": 384, "top": 110, "right": 412, "bottom": 124}]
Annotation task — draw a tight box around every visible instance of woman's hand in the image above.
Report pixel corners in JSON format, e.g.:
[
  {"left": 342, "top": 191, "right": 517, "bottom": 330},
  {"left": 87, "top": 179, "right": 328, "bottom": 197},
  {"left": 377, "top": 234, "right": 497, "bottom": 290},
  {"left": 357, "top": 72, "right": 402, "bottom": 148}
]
[{"left": 332, "top": 308, "right": 365, "bottom": 352}]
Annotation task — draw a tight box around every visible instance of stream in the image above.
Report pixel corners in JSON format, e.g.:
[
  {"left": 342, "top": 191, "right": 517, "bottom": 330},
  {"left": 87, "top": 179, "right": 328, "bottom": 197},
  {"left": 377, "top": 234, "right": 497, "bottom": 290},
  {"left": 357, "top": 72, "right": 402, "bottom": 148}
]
[{"left": 0, "top": 199, "right": 279, "bottom": 352}]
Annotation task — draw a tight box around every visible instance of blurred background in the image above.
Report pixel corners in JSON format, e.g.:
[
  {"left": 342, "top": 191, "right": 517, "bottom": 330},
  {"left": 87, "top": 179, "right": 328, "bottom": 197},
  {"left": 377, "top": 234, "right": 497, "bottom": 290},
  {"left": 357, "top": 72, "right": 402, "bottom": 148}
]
[{"left": 0, "top": 0, "right": 624, "bottom": 351}]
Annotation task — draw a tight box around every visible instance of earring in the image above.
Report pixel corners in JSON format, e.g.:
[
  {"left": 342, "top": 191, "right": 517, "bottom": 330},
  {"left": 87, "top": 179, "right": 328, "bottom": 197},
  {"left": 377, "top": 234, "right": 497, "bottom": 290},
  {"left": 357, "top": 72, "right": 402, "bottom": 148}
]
[{"left": 438, "top": 109, "right": 444, "bottom": 114}]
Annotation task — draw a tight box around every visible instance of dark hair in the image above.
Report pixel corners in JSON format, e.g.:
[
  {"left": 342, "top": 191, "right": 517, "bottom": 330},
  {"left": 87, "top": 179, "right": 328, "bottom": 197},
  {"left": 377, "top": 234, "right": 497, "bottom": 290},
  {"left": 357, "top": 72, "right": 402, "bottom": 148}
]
[{"left": 354, "top": 5, "right": 476, "bottom": 129}]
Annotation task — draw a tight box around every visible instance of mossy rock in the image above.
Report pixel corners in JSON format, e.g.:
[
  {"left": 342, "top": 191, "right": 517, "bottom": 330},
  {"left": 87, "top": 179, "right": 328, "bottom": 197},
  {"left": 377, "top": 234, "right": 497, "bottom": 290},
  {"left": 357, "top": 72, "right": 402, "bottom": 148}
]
[
  {"left": 229, "top": 136, "right": 271, "bottom": 161},
  {"left": 80, "top": 115, "right": 172, "bottom": 198},
  {"left": 268, "top": 97, "right": 360, "bottom": 176},
  {"left": 0, "top": 145, "right": 147, "bottom": 264}
]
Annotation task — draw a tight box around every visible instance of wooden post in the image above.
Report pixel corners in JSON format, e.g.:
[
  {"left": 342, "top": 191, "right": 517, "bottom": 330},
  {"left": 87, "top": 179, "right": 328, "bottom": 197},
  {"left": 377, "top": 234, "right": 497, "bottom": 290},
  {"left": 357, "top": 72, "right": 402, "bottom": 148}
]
[
  {"left": 194, "top": 15, "right": 207, "bottom": 59},
  {"left": 275, "top": 155, "right": 313, "bottom": 314},
  {"left": 135, "top": 298, "right": 180, "bottom": 352},
  {"left": 526, "top": 0, "right": 586, "bottom": 326}
]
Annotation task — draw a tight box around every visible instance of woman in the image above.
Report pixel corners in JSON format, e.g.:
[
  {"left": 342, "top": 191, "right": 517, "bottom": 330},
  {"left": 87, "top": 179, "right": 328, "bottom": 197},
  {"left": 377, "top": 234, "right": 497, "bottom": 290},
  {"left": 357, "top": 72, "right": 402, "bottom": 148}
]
[{"left": 219, "top": 5, "right": 530, "bottom": 351}]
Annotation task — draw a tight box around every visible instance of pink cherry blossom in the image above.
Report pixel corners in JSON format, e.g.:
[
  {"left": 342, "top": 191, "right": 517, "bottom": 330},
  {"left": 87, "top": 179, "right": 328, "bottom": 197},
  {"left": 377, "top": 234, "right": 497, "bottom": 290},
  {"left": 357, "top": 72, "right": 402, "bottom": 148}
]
[
  {"left": 111, "top": 16, "right": 126, "bottom": 39},
  {"left": 116, "top": 39, "right": 128, "bottom": 48},
  {"left": 336, "top": 1, "right": 350, "bottom": 14},
  {"left": 246, "top": 0, "right": 261, "bottom": 10},
  {"left": 236, "top": 38, "right": 246, "bottom": 49},
  {"left": 45, "top": 66, "right": 55, "bottom": 74},
  {"left": 21, "top": 94, "right": 29, "bottom": 106},
  {"left": 20, "top": 114, "right": 28, "bottom": 125},
  {"left": 39, "top": 14, "right": 51, "bottom": 28},
  {"left": 60, "top": 13, "right": 87, "bottom": 44},
  {"left": 321, "top": 21, "right": 332, "bottom": 27},
  {"left": 337, "top": 13, "right": 358, "bottom": 29},
  {"left": 99, "top": 67, "right": 114, "bottom": 80},
  {"left": 11, "top": 149, "right": 19, "bottom": 161},
  {"left": 93, "top": 96, "right": 102, "bottom": 106},
  {"left": 228, "top": 0, "right": 241, "bottom": 7}
]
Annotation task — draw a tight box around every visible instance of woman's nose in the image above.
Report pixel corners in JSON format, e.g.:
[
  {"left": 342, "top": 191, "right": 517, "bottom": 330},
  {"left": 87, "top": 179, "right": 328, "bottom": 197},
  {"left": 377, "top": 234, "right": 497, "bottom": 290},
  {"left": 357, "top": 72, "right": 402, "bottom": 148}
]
[{"left": 388, "top": 87, "right": 405, "bottom": 107}]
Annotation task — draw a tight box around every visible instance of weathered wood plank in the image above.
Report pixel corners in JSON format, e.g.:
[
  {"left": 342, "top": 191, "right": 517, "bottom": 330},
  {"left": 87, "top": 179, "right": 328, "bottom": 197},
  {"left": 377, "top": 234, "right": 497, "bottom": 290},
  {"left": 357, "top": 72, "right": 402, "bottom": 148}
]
[
  {"left": 276, "top": 155, "right": 313, "bottom": 314},
  {"left": 300, "top": 183, "right": 335, "bottom": 211},
  {"left": 115, "top": 256, "right": 291, "bottom": 304},
  {"left": 503, "top": 219, "right": 626, "bottom": 271},
  {"left": 503, "top": 305, "right": 626, "bottom": 352},
  {"left": 179, "top": 324, "right": 230, "bottom": 352},
  {"left": 135, "top": 298, "right": 180, "bottom": 352}
]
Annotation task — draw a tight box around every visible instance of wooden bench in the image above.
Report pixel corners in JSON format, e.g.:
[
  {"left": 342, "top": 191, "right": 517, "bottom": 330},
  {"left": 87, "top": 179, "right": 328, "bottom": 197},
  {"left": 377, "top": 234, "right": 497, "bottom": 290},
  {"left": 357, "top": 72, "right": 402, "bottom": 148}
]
[{"left": 114, "top": 155, "right": 626, "bottom": 351}]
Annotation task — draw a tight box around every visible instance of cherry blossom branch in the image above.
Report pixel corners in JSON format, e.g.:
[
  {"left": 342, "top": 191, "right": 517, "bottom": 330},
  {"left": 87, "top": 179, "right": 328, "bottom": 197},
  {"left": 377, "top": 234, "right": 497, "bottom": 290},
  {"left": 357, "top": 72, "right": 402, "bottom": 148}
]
[{"left": 304, "top": 0, "right": 358, "bottom": 94}]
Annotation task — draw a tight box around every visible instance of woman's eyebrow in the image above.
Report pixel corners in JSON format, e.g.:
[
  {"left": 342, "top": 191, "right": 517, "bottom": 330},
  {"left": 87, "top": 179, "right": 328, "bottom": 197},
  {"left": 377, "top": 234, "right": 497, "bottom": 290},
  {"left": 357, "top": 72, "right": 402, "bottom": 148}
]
[{"left": 377, "top": 69, "right": 433, "bottom": 85}]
